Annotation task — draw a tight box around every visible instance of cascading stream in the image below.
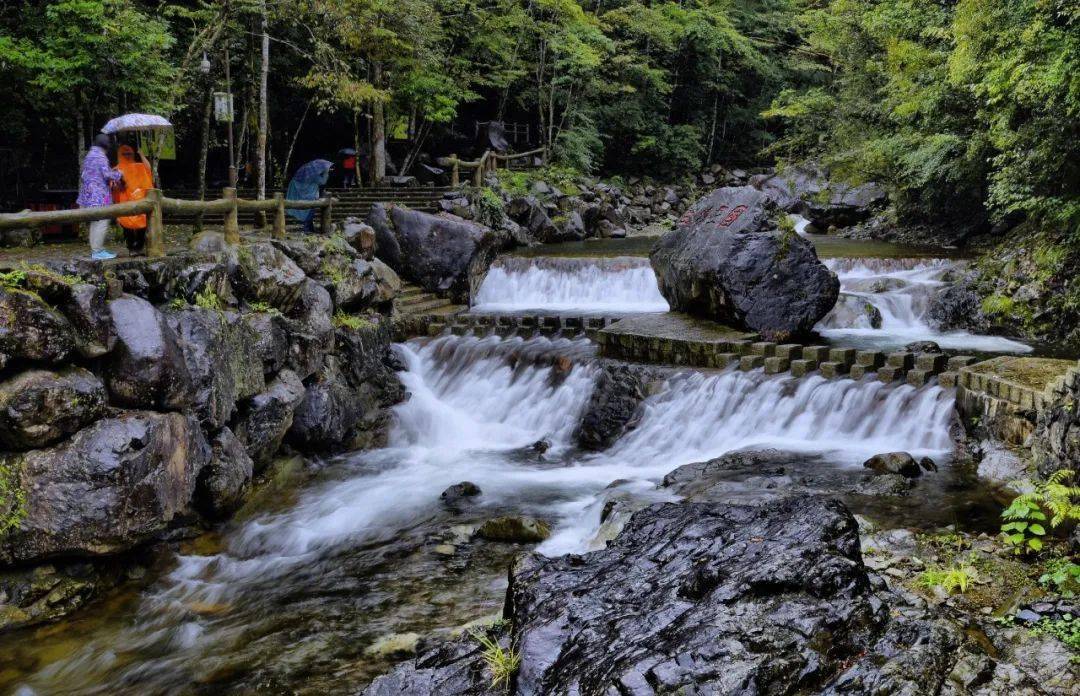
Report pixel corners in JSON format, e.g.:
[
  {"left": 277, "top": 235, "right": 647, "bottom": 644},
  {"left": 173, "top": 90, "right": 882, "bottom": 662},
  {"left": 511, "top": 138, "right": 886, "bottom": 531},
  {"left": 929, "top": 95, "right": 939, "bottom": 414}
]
[
  {"left": 473, "top": 256, "right": 670, "bottom": 313},
  {"left": 8, "top": 334, "right": 958, "bottom": 694},
  {"left": 817, "top": 257, "right": 1032, "bottom": 352}
]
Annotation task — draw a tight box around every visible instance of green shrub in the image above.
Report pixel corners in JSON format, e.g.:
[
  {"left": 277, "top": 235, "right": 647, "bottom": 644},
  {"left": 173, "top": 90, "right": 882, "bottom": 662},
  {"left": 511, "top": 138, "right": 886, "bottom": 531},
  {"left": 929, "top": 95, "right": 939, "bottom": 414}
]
[
  {"left": 194, "top": 286, "right": 224, "bottom": 312},
  {"left": 0, "top": 457, "right": 26, "bottom": 536},
  {"left": 333, "top": 311, "right": 373, "bottom": 331}
]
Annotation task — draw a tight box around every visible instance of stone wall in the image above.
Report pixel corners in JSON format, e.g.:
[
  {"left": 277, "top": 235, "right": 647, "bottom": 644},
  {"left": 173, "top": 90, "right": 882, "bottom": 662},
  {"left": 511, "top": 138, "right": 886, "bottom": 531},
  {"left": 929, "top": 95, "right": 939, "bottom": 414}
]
[{"left": 0, "top": 234, "right": 404, "bottom": 631}]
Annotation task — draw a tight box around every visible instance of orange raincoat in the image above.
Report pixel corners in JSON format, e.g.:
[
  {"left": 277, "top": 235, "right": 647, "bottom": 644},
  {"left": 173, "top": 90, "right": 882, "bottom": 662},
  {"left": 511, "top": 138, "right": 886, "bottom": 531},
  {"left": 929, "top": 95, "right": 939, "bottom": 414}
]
[{"left": 112, "top": 145, "right": 153, "bottom": 229}]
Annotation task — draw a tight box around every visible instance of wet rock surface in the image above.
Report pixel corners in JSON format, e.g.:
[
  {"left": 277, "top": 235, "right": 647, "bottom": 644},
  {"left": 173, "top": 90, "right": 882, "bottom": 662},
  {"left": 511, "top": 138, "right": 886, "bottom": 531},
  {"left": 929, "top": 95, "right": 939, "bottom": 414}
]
[
  {"left": 0, "top": 368, "right": 107, "bottom": 450},
  {"left": 166, "top": 308, "right": 265, "bottom": 429},
  {"left": 0, "top": 411, "right": 211, "bottom": 565},
  {"left": 576, "top": 363, "right": 658, "bottom": 451},
  {"left": 0, "top": 287, "right": 76, "bottom": 364},
  {"left": 369, "top": 203, "right": 506, "bottom": 304},
  {"left": 195, "top": 427, "right": 254, "bottom": 519},
  {"left": 104, "top": 295, "right": 193, "bottom": 411},
  {"left": 373, "top": 496, "right": 1076, "bottom": 695},
  {"left": 650, "top": 186, "right": 839, "bottom": 339},
  {"left": 864, "top": 451, "right": 923, "bottom": 478},
  {"left": 234, "top": 368, "right": 306, "bottom": 468}
]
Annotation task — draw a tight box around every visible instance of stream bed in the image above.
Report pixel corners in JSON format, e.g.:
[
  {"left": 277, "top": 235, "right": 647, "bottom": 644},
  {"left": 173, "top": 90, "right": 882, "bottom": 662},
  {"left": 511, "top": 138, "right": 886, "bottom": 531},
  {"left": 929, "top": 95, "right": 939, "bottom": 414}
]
[{"left": 0, "top": 237, "right": 1034, "bottom": 694}]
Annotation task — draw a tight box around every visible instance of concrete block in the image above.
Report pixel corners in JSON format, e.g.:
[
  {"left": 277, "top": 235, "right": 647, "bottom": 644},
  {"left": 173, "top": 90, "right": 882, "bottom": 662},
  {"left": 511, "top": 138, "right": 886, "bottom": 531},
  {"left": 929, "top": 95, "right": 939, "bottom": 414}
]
[
  {"left": 938, "top": 371, "right": 958, "bottom": 388},
  {"left": 849, "top": 364, "right": 869, "bottom": 380},
  {"left": 427, "top": 322, "right": 446, "bottom": 337},
  {"left": 829, "top": 348, "right": 857, "bottom": 366},
  {"left": 451, "top": 324, "right": 469, "bottom": 336},
  {"left": 562, "top": 316, "right": 583, "bottom": 330},
  {"left": 914, "top": 353, "right": 948, "bottom": 372},
  {"left": 716, "top": 353, "right": 738, "bottom": 367},
  {"left": 790, "top": 359, "right": 818, "bottom": 377},
  {"left": 856, "top": 350, "right": 885, "bottom": 368},
  {"left": 886, "top": 352, "right": 914, "bottom": 369},
  {"left": 518, "top": 315, "right": 537, "bottom": 328},
  {"left": 750, "top": 342, "right": 777, "bottom": 357},
  {"left": 775, "top": 344, "right": 802, "bottom": 360},
  {"left": 820, "top": 361, "right": 849, "bottom": 379},
  {"left": 947, "top": 355, "right": 978, "bottom": 371},
  {"left": 906, "top": 369, "right": 931, "bottom": 387},
  {"left": 730, "top": 341, "right": 752, "bottom": 355},
  {"left": 586, "top": 317, "right": 605, "bottom": 330},
  {"left": 878, "top": 366, "right": 904, "bottom": 382},
  {"left": 740, "top": 355, "right": 765, "bottom": 371},
  {"left": 801, "top": 346, "right": 830, "bottom": 362},
  {"left": 764, "top": 357, "right": 790, "bottom": 374}
]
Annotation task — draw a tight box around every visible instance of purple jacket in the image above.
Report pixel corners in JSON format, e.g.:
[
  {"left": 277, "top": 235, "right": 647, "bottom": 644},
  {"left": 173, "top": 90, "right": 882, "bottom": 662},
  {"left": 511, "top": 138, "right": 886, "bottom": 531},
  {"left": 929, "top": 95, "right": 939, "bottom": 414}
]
[{"left": 77, "top": 146, "right": 122, "bottom": 208}]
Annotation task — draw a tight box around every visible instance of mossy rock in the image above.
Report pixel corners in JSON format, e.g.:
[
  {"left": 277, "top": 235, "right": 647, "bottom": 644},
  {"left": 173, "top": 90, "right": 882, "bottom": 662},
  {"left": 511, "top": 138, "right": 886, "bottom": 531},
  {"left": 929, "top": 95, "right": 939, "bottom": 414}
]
[{"left": 476, "top": 516, "right": 551, "bottom": 543}]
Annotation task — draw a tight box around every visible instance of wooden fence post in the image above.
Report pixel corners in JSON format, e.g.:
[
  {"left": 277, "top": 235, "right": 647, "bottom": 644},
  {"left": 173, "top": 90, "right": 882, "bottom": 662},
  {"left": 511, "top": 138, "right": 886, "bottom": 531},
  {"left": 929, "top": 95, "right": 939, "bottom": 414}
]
[
  {"left": 273, "top": 193, "right": 286, "bottom": 239},
  {"left": 223, "top": 187, "right": 240, "bottom": 245},
  {"left": 145, "top": 189, "right": 165, "bottom": 257},
  {"left": 319, "top": 199, "right": 333, "bottom": 235},
  {"left": 450, "top": 154, "right": 459, "bottom": 187}
]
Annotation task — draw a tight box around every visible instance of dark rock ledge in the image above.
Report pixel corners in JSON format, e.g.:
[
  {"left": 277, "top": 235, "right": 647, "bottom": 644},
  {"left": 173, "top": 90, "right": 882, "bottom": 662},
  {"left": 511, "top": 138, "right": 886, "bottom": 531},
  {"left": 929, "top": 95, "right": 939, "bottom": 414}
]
[{"left": 365, "top": 496, "right": 1064, "bottom": 695}]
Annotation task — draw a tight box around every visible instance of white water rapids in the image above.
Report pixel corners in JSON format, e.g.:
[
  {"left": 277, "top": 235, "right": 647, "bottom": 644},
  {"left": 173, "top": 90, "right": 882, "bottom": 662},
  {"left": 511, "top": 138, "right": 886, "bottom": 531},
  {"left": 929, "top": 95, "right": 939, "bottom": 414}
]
[
  {"left": 816, "top": 258, "right": 1032, "bottom": 352},
  {"left": 473, "top": 256, "right": 670, "bottom": 313},
  {"left": 12, "top": 333, "right": 958, "bottom": 694}
]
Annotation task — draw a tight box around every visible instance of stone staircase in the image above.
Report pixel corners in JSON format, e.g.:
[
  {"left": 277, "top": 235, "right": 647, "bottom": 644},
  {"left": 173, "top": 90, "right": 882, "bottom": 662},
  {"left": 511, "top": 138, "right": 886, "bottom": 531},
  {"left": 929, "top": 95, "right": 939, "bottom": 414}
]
[{"left": 395, "top": 284, "right": 461, "bottom": 316}]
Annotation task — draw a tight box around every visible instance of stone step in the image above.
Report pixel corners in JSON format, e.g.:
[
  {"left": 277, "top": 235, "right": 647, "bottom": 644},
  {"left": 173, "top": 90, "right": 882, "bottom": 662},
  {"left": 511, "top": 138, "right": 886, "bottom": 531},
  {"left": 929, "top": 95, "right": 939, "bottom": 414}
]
[
  {"left": 400, "top": 286, "right": 426, "bottom": 299},
  {"left": 401, "top": 297, "right": 454, "bottom": 313}
]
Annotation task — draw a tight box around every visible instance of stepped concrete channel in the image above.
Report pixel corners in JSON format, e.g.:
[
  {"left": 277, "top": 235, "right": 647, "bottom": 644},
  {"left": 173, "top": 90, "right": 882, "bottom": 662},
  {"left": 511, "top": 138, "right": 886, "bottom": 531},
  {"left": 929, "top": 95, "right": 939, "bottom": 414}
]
[{"left": 397, "top": 252, "right": 1080, "bottom": 448}]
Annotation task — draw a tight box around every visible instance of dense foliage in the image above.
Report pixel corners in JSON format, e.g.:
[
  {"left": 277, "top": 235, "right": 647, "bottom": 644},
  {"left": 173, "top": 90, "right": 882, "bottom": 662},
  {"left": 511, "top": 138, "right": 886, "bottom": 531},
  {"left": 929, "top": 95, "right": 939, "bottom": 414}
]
[
  {"left": 766, "top": 0, "right": 1080, "bottom": 236},
  {"left": 0, "top": 0, "right": 800, "bottom": 192},
  {"left": 0, "top": 0, "right": 1077, "bottom": 241}
]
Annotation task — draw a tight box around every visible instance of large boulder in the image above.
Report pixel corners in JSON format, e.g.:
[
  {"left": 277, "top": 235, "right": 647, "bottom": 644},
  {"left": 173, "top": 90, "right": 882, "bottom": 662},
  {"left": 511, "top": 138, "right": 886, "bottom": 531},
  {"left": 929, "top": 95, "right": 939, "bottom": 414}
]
[
  {"left": 58, "top": 283, "right": 115, "bottom": 359},
  {"left": 650, "top": 186, "right": 839, "bottom": 340},
  {"left": 0, "top": 368, "right": 107, "bottom": 450},
  {"left": 233, "top": 369, "right": 306, "bottom": 468},
  {"left": 818, "top": 293, "right": 884, "bottom": 329},
  {"left": 576, "top": 363, "right": 657, "bottom": 451},
  {"left": 286, "top": 357, "right": 363, "bottom": 452},
  {"left": 0, "top": 287, "right": 77, "bottom": 364},
  {"left": 194, "top": 427, "right": 254, "bottom": 519},
  {"left": 282, "top": 279, "right": 336, "bottom": 380},
  {"left": 0, "top": 411, "right": 211, "bottom": 565},
  {"left": 227, "top": 242, "right": 307, "bottom": 309},
  {"left": 370, "top": 497, "right": 1022, "bottom": 695},
  {"left": 506, "top": 196, "right": 558, "bottom": 244},
  {"left": 334, "top": 317, "right": 405, "bottom": 449},
  {"left": 273, "top": 235, "right": 399, "bottom": 311},
  {"left": 753, "top": 166, "right": 886, "bottom": 228},
  {"left": 369, "top": 203, "right": 504, "bottom": 303},
  {"left": 166, "top": 308, "right": 265, "bottom": 430},
  {"left": 342, "top": 219, "right": 377, "bottom": 260},
  {"left": 104, "top": 295, "right": 193, "bottom": 411}
]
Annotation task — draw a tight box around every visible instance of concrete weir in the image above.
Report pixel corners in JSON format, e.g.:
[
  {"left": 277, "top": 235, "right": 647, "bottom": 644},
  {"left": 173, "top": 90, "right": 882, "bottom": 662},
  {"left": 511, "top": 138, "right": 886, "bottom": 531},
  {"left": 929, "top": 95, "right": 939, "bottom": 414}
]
[{"left": 594, "top": 312, "right": 967, "bottom": 385}]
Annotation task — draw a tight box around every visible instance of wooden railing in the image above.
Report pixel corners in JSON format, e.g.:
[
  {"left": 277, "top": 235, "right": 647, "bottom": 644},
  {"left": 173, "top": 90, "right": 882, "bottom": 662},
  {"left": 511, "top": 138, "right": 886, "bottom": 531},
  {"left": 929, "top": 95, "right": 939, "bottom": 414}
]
[
  {"left": 0, "top": 187, "right": 335, "bottom": 257},
  {"left": 446, "top": 147, "right": 548, "bottom": 187}
]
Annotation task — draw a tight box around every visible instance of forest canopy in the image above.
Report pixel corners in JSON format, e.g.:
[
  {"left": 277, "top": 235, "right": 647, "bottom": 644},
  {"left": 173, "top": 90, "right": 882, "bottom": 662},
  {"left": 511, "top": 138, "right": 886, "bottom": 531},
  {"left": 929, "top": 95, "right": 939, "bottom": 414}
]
[{"left": 0, "top": 0, "right": 1076, "bottom": 236}]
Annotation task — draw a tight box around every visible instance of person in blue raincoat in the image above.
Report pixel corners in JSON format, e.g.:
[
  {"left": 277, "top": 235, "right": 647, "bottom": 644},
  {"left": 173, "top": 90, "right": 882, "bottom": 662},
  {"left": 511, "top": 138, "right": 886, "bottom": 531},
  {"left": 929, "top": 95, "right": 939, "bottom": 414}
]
[{"left": 286, "top": 159, "right": 333, "bottom": 232}]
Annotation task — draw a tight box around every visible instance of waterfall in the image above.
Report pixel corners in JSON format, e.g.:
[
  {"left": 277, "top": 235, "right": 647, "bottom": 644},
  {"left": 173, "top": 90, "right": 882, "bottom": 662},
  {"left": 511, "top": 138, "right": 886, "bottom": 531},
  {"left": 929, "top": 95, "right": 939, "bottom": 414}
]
[
  {"left": 818, "top": 257, "right": 1032, "bottom": 352},
  {"left": 9, "top": 334, "right": 959, "bottom": 693},
  {"left": 473, "top": 256, "right": 670, "bottom": 313}
]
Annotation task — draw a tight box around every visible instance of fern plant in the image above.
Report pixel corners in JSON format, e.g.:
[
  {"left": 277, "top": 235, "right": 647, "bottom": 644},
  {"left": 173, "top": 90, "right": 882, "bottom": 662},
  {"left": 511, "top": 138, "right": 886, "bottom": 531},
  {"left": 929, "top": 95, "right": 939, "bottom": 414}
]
[
  {"left": 918, "top": 562, "right": 977, "bottom": 594},
  {"left": 1001, "top": 469, "right": 1080, "bottom": 555}
]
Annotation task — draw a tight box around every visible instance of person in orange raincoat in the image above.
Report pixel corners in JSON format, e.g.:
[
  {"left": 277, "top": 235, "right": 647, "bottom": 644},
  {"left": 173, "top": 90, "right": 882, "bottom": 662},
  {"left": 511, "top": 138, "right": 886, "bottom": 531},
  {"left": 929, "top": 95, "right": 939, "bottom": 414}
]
[{"left": 112, "top": 144, "right": 154, "bottom": 255}]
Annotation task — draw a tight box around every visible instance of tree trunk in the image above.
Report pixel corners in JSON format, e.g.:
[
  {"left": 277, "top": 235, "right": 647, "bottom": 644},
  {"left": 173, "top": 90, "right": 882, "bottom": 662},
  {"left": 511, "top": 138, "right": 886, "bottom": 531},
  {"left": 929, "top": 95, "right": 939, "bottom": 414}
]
[
  {"left": 75, "top": 108, "right": 86, "bottom": 175},
  {"left": 372, "top": 62, "right": 386, "bottom": 182},
  {"left": 256, "top": 0, "right": 269, "bottom": 204},
  {"left": 281, "top": 100, "right": 311, "bottom": 187}
]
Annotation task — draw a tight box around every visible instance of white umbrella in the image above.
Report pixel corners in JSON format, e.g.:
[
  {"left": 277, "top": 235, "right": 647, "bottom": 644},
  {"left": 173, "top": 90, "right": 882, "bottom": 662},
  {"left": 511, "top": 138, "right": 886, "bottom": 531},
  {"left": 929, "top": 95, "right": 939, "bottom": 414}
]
[{"left": 100, "top": 113, "right": 172, "bottom": 134}]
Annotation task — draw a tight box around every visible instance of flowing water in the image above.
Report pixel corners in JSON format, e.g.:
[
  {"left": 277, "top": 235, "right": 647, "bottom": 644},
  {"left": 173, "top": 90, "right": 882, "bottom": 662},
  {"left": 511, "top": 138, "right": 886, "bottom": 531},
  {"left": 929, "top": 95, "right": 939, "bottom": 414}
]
[
  {"left": 816, "top": 257, "right": 1032, "bottom": 353},
  {"left": 2, "top": 331, "right": 987, "bottom": 694},
  {"left": 473, "top": 256, "right": 669, "bottom": 313}
]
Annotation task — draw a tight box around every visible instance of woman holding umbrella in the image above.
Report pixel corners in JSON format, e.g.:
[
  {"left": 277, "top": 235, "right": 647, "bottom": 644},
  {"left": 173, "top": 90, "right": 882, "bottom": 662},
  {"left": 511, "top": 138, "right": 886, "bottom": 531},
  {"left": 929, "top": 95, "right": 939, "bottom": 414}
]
[{"left": 286, "top": 159, "right": 333, "bottom": 233}]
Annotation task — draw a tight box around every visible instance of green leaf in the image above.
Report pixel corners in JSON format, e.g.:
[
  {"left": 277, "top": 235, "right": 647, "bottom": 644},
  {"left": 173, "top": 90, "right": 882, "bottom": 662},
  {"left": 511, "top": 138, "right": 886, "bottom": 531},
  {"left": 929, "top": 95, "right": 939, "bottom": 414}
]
[{"left": 1028, "top": 524, "right": 1046, "bottom": 535}]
